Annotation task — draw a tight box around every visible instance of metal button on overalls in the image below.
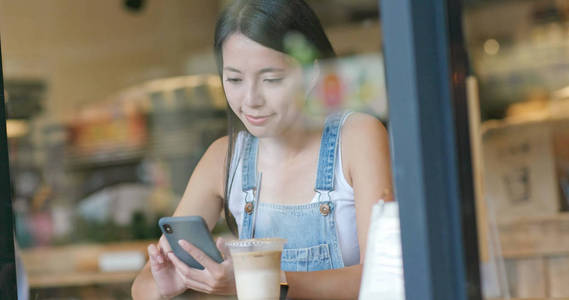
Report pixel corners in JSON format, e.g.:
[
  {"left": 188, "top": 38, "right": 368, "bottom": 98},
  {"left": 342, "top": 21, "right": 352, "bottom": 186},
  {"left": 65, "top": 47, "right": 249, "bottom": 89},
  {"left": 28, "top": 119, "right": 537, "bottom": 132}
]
[
  {"left": 245, "top": 202, "right": 254, "bottom": 214},
  {"left": 319, "top": 203, "right": 330, "bottom": 216}
]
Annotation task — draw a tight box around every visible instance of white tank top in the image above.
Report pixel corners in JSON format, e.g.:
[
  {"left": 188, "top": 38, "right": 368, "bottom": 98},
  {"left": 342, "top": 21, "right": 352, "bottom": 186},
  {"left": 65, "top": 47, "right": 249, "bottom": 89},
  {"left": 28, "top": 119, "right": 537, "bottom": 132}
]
[{"left": 227, "top": 123, "right": 360, "bottom": 267}]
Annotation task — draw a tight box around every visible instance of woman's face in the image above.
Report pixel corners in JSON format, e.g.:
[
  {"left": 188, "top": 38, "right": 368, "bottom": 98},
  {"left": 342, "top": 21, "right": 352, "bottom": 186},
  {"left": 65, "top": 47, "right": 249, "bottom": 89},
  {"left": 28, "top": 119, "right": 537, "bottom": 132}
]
[{"left": 222, "top": 33, "right": 305, "bottom": 138}]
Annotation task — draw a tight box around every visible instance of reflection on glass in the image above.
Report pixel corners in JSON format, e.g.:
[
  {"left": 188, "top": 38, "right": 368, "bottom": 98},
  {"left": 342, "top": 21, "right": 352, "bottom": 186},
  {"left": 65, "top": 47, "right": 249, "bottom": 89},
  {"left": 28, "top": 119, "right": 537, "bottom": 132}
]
[{"left": 303, "top": 54, "right": 387, "bottom": 118}]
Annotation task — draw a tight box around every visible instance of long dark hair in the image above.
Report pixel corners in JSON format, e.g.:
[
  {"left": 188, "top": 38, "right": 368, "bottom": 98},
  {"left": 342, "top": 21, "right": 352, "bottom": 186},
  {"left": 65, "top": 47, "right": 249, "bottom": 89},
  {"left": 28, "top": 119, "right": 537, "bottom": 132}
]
[{"left": 214, "top": 0, "right": 336, "bottom": 236}]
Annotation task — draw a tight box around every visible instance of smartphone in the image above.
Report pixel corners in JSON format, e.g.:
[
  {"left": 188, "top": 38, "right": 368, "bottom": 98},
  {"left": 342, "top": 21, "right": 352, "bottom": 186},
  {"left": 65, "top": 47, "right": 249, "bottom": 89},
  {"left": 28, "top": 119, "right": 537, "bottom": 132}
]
[{"left": 158, "top": 216, "right": 223, "bottom": 270}]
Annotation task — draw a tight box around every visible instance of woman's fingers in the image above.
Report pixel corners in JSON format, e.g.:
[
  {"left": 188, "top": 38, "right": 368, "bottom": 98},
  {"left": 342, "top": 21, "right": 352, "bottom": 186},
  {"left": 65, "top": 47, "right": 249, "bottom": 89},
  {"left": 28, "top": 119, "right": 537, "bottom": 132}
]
[
  {"left": 178, "top": 240, "right": 220, "bottom": 272},
  {"left": 173, "top": 268, "right": 212, "bottom": 294},
  {"left": 148, "top": 244, "right": 158, "bottom": 258},
  {"left": 216, "top": 237, "right": 231, "bottom": 260},
  {"left": 148, "top": 245, "right": 157, "bottom": 266},
  {"left": 167, "top": 252, "right": 203, "bottom": 279},
  {"left": 159, "top": 235, "right": 172, "bottom": 252},
  {"left": 166, "top": 240, "right": 235, "bottom": 294},
  {"left": 148, "top": 244, "right": 165, "bottom": 265}
]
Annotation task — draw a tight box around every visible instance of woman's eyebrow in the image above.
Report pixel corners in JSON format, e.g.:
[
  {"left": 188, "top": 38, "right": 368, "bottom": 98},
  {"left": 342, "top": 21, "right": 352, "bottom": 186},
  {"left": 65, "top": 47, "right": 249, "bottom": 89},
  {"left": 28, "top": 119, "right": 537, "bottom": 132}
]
[
  {"left": 224, "top": 66, "right": 242, "bottom": 73},
  {"left": 258, "top": 67, "right": 285, "bottom": 74},
  {"left": 223, "top": 66, "right": 285, "bottom": 74}
]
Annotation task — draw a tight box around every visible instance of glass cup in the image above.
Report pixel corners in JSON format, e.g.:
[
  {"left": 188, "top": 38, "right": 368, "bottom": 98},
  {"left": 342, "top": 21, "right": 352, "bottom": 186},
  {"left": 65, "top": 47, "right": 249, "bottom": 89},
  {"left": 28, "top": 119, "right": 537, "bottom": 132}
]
[{"left": 227, "top": 238, "right": 287, "bottom": 300}]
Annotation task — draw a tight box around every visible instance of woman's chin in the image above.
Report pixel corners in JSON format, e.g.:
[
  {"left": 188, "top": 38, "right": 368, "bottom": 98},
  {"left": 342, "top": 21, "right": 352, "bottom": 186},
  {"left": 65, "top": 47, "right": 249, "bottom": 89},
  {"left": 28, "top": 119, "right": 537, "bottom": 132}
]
[{"left": 245, "top": 127, "right": 272, "bottom": 138}]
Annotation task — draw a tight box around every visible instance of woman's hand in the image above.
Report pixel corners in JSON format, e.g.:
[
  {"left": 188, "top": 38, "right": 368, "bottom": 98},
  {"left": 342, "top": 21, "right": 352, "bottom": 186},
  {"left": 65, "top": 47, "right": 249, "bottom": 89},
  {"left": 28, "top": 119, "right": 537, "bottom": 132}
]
[
  {"left": 147, "top": 236, "right": 187, "bottom": 299},
  {"left": 167, "top": 237, "right": 236, "bottom": 295}
]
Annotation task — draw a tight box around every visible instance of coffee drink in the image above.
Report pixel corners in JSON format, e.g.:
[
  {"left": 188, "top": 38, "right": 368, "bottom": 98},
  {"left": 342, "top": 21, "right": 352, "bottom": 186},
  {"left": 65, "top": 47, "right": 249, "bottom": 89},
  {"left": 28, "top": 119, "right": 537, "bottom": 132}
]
[{"left": 227, "top": 238, "right": 286, "bottom": 300}]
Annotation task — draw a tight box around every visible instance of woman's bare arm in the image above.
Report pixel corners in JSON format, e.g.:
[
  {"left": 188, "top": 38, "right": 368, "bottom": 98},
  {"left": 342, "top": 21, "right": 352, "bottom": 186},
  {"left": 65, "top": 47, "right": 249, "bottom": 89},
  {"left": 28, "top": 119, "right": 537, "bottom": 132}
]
[
  {"left": 131, "top": 136, "right": 229, "bottom": 299},
  {"left": 343, "top": 113, "right": 393, "bottom": 263},
  {"left": 171, "top": 136, "right": 228, "bottom": 227},
  {"left": 285, "top": 264, "right": 363, "bottom": 299}
]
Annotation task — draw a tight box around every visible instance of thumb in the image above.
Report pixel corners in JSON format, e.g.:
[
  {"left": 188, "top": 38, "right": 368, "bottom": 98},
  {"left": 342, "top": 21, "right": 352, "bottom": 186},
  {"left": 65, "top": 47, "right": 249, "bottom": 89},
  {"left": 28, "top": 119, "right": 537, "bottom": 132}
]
[{"left": 216, "top": 237, "right": 231, "bottom": 260}]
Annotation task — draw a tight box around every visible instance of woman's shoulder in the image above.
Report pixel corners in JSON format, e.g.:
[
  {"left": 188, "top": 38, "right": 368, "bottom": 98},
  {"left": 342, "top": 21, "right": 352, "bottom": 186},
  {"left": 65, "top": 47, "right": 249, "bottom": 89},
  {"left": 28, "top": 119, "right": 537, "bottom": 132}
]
[
  {"left": 341, "top": 112, "right": 388, "bottom": 142},
  {"left": 340, "top": 112, "right": 391, "bottom": 197},
  {"left": 206, "top": 132, "right": 248, "bottom": 171},
  {"left": 200, "top": 136, "right": 229, "bottom": 169},
  {"left": 340, "top": 112, "right": 389, "bottom": 170},
  {"left": 208, "top": 135, "right": 229, "bottom": 155}
]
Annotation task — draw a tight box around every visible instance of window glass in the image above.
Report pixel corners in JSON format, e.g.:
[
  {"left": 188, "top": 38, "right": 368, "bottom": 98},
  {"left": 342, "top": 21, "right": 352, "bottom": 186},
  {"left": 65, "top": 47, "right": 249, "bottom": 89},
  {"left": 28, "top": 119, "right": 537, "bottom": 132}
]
[
  {"left": 464, "top": 1, "right": 569, "bottom": 298},
  {"left": 1, "top": 1, "right": 391, "bottom": 299}
]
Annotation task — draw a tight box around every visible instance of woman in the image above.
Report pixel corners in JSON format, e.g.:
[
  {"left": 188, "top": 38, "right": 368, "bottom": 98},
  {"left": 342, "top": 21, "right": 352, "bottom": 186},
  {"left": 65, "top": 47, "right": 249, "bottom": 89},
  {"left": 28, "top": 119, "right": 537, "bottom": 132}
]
[{"left": 131, "top": 0, "right": 392, "bottom": 298}]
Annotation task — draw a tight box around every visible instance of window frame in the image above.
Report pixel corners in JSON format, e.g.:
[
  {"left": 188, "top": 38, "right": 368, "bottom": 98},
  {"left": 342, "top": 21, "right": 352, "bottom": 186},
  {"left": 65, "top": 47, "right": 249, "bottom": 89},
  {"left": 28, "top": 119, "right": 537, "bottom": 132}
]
[{"left": 380, "top": 0, "right": 482, "bottom": 299}]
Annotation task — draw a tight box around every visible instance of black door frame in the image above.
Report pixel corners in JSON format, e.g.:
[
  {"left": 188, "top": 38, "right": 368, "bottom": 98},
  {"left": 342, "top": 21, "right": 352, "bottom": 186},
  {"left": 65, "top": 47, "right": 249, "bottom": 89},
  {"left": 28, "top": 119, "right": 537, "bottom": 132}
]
[
  {"left": 380, "top": 0, "right": 481, "bottom": 299},
  {"left": 0, "top": 39, "right": 18, "bottom": 299}
]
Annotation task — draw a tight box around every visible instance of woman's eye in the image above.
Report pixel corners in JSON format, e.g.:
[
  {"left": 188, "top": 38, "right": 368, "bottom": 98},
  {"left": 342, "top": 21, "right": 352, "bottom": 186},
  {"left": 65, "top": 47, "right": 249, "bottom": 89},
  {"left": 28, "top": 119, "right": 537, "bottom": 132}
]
[
  {"left": 226, "top": 78, "right": 242, "bottom": 83},
  {"left": 264, "top": 78, "right": 283, "bottom": 83}
]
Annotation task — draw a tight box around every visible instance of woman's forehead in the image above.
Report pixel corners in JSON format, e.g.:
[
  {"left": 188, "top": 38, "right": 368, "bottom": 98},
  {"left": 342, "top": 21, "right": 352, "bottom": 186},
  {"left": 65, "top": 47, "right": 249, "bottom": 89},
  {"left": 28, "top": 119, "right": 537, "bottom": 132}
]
[{"left": 222, "top": 33, "right": 296, "bottom": 71}]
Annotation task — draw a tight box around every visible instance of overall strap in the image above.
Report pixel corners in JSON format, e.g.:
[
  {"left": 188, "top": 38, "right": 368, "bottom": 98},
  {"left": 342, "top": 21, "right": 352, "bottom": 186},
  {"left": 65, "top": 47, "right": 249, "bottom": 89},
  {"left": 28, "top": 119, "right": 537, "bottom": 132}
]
[
  {"left": 314, "top": 111, "right": 351, "bottom": 192},
  {"left": 239, "top": 133, "right": 258, "bottom": 239},
  {"left": 241, "top": 133, "right": 259, "bottom": 192}
]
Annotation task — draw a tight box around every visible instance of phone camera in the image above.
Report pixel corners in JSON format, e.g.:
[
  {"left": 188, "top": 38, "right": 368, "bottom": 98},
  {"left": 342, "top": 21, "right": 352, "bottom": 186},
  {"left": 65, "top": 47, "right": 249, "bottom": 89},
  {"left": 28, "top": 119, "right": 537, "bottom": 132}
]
[{"left": 163, "top": 224, "right": 174, "bottom": 234}]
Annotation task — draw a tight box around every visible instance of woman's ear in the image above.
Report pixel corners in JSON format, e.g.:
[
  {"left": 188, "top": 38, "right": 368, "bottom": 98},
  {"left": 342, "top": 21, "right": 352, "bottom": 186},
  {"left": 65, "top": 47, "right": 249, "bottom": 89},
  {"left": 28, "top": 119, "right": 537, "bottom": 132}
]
[{"left": 305, "top": 60, "right": 321, "bottom": 98}]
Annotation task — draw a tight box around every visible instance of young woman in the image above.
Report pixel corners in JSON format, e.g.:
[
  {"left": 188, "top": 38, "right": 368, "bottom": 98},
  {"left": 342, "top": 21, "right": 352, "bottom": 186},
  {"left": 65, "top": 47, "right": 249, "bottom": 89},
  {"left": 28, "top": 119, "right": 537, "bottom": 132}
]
[{"left": 131, "top": 0, "right": 393, "bottom": 298}]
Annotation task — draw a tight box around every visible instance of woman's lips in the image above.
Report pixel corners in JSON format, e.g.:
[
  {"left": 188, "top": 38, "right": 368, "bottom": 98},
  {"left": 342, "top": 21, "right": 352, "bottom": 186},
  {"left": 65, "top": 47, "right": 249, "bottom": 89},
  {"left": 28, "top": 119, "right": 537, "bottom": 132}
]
[{"left": 245, "top": 114, "right": 271, "bottom": 126}]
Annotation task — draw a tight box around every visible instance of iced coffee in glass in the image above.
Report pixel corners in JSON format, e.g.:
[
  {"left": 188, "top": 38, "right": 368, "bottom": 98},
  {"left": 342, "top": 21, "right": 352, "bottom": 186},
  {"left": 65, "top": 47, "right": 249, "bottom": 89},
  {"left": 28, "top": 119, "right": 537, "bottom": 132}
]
[{"left": 227, "top": 238, "right": 286, "bottom": 300}]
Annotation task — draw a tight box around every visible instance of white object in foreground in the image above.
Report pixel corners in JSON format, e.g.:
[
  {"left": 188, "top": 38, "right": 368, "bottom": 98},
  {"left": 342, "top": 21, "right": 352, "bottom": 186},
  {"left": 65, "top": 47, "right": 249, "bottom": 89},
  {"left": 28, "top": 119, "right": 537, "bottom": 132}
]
[{"left": 359, "top": 200, "right": 405, "bottom": 300}]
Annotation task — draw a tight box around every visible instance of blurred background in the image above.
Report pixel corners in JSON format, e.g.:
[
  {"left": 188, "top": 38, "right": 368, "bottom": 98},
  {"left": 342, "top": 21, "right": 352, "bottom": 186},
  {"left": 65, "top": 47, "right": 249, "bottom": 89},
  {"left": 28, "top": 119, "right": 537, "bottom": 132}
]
[{"left": 0, "top": 0, "right": 568, "bottom": 299}]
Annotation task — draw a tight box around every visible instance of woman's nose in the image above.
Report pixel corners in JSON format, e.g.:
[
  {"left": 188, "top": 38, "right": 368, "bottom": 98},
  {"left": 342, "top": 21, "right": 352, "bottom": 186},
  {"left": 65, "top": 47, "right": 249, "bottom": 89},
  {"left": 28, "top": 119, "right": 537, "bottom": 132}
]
[{"left": 243, "top": 82, "right": 264, "bottom": 107}]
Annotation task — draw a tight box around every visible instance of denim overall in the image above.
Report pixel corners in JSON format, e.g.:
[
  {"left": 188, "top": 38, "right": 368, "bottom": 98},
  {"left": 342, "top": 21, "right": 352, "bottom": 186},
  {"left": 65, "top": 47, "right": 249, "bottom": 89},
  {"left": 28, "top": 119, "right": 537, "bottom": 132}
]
[{"left": 239, "top": 112, "right": 349, "bottom": 272}]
